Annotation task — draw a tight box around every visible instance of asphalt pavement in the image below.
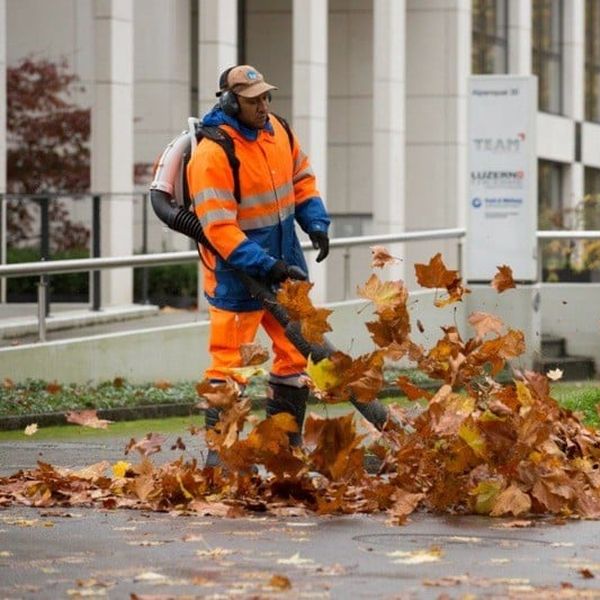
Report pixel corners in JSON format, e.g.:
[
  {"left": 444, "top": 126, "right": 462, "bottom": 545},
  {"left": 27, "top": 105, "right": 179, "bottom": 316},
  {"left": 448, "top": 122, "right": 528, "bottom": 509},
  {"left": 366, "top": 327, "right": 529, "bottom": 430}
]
[{"left": 2, "top": 431, "right": 600, "bottom": 599}]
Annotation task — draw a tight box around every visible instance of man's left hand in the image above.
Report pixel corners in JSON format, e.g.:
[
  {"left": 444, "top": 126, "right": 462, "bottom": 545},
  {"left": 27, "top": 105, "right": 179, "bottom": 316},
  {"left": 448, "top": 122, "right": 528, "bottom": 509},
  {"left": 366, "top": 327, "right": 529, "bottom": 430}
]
[{"left": 309, "top": 231, "right": 329, "bottom": 263}]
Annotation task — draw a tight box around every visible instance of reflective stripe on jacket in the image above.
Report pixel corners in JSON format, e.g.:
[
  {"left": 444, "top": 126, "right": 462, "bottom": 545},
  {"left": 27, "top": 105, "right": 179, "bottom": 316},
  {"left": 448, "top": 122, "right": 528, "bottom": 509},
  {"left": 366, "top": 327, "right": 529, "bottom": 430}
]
[{"left": 186, "top": 108, "right": 330, "bottom": 311}]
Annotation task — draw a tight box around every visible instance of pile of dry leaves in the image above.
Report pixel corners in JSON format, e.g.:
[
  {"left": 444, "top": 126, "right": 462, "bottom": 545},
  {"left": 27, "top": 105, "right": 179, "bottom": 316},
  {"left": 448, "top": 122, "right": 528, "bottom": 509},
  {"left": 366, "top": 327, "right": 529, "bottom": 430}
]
[{"left": 1, "top": 251, "right": 599, "bottom": 524}]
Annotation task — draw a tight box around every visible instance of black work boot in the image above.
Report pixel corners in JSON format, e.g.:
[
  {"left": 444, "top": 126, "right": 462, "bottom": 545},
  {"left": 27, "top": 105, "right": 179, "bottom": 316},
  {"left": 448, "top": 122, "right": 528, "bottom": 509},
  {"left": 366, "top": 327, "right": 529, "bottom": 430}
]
[
  {"left": 204, "top": 405, "right": 222, "bottom": 468},
  {"left": 266, "top": 383, "right": 308, "bottom": 447}
]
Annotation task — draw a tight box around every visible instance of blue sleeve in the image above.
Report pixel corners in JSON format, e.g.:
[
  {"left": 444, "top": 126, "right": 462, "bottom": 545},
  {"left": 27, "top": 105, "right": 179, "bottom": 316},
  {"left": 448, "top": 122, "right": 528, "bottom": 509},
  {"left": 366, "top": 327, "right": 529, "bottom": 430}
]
[
  {"left": 295, "top": 197, "right": 331, "bottom": 234},
  {"left": 226, "top": 238, "right": 277, "bottom": 277}
]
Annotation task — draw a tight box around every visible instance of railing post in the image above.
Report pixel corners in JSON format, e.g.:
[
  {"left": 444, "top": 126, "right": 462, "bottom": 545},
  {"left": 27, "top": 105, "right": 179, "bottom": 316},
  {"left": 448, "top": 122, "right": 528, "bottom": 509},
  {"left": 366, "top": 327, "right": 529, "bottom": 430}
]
[
  {"left": 40, "top": 197, "right": 50, "bottom": 317},
  {"left": 343, "top": 246, "right": 351, "bottom": 300},
  {"left": 0, "top": 194, "right": 6, "bottom": 303},
  {"left": 141, "top": 192, "right": 149, "bottom": 304},
  {"left": 37, "top": 265, "right": 47, "bottom": 343},
  {"left": 91, "top": 195, "right": 102, "bottom": 311}
]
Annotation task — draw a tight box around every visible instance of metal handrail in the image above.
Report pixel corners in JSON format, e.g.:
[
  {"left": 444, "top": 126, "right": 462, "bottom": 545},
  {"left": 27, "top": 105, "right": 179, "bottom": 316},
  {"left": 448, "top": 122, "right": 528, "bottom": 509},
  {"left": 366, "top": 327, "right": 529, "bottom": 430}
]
[
  {"left": 0, "top": 228, "right": 467, "bottom": 278},
  {"left": 0, "top": 227, "right": 466, "bottom": 343},
  {"left": 536, "top": 230, "right": 600, "bottom": 240}
]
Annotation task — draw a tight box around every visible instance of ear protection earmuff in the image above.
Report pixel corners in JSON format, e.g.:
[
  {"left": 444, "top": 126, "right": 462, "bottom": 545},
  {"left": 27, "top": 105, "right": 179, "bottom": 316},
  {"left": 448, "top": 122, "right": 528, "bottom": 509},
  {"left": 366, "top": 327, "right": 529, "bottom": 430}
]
[{"left": 217, "top": 67, "right": 240, "bottom": 117}]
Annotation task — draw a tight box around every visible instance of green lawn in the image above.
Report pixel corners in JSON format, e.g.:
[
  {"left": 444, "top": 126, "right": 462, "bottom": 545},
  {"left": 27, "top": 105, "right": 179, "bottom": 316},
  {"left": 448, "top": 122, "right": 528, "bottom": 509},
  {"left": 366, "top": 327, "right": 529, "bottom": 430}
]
[{"left": 0, "top": 381, "right": 598, "bottom": 443}]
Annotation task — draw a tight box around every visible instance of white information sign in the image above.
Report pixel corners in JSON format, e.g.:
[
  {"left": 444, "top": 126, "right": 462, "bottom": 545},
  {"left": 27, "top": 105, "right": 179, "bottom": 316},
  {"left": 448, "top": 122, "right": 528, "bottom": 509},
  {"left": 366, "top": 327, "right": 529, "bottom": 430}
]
[{"left": 467, "top": 76, "right": 537, "bottom": 281}]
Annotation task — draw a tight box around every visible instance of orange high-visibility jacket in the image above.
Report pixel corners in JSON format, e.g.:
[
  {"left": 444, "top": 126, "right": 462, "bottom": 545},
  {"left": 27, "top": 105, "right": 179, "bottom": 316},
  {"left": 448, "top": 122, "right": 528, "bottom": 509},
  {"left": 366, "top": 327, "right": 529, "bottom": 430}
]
[{"left": 187, "top": 107, "right": 330, "bottom": 311}]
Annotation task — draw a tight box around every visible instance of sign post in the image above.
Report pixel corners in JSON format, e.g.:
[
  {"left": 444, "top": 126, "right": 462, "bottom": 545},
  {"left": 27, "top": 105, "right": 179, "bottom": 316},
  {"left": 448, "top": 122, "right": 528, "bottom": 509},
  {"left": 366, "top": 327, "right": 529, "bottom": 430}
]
[{"left": 467, "top": 76, "right": 538, "bottom": 282}]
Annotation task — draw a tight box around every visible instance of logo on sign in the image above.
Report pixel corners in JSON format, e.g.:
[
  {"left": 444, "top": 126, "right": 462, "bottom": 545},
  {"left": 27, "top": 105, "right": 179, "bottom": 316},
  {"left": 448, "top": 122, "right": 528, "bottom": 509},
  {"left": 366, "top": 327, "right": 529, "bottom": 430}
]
[
  {"left": 473, "top": 136, "right": 524, "bottom": 153},
  {"left": 472, "top": 198, "right": 482, "bottom": 208}
]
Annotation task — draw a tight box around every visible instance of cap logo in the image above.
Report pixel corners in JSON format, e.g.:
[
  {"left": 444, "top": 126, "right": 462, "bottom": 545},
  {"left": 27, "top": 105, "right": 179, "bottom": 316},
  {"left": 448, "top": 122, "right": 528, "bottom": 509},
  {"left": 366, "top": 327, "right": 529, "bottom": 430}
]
[{"left": 246, "top": 70, "right": 258, "bottom": 81}]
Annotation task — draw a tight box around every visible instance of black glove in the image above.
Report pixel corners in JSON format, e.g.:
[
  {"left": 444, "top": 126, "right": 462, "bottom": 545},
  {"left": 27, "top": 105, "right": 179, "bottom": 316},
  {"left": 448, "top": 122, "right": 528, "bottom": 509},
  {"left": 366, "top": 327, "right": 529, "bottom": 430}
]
[
  {"left": 267, "top": 260, "right": 308, "bottom": 285},
  {"left": 309, "top": 231, "right": 329, "bottom": 263}
]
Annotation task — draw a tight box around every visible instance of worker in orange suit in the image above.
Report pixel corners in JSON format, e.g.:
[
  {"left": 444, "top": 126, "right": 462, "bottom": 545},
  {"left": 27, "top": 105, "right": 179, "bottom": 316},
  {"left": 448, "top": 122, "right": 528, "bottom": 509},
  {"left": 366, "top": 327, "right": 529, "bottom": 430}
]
[{"left": 187, "top": 65, "right": 330, "bottom": 467}]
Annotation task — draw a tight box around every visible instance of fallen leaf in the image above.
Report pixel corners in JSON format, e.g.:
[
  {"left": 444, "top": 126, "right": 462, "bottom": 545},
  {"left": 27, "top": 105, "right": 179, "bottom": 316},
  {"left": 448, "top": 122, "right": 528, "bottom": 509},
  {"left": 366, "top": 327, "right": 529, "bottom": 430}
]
[
  {"left": 24, "top": 423, "right": 38, "bottom": 436},
  {"left": 133, "top": 571, "right": 167, "bottom": 582},
  {"left": 387, "top": 546, "right": 444, "bottom": 564},
  {"left": 65, "top": 410, "right": 112, "bottom": 430},
  {"left": 579, "top": 568, "right": 595, "bottom": 579},
  {"left": 269, "top": 574, "right": 292, "bottom": 590},
  {"left": 111, "top": 461, "right": 130, "bottom": 478},
  {"left": 277, "top": 552, "right": 315, "bottom": 566},
  {"left": 46, "top": 381, "right": 62, "bottom": 394},
  {"left": 154, "top": 379, "right": 171, "bottom": 390}
]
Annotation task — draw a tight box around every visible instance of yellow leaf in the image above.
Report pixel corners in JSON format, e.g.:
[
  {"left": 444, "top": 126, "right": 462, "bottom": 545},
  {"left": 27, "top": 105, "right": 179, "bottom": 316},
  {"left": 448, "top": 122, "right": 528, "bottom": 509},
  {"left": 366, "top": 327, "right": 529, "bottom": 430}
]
[
  {"left": 307, "top": 355, "right": 342, "bottom": 393},
  {"left": 220, "top": 366, "right": 267, "bottom": 381},
  {"left": 24, "top": 423, "right": 38, "bottom": 436},
  {"left": 471, "top": 480, "right": 503, "bottom": 514},
  {"left": 516, "top": 381, "right": 534, "bottom": 408},
  {"left": 458, "top": 422, "right": 487, "bottom": 458},
  {"left": 112, "top": 461, "right": 131, "bottom": 478}
]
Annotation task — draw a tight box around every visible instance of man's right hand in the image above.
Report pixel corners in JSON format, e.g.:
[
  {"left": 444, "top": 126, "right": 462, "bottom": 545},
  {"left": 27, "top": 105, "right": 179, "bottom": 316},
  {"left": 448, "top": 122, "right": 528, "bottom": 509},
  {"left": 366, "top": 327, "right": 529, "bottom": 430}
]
[{"left": 267, "top": 260, "right": 307, "bottom": 284}]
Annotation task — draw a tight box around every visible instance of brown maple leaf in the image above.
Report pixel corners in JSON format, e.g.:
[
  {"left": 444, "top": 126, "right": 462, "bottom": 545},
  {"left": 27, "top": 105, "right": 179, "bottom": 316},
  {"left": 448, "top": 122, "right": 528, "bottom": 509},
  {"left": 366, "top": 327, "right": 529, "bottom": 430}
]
[
  {"left": 124, "top": 432, "right": 166, "bottom": 457},
  {"left": 358, "top": 274, "right": 407, "bottom": 317},
  {"left": 468, "top": 311, "right": 504, "bottom": 340},
  {"left": 46, "top": 381, "right": 62, "bottom": 394},
  {"left": 65, "top": 410, "right": 112, "bottom": 430},
  {"left": 370, "top": 245, "right": 399, "bottom": 269},
  {"left": 239, "top": 342, "right": 269, "bottom": 366},
  {"left": 395, "top": 376, "right": 432, "bottom": 401},
  {"left": 490, "top": 484, "right": 532, "bottom": 517},
  {"left": 492, "top": 265, "right": 516, "bottom": 293},
  {"left": 195, "top": 379, "right": 240, "bottom": 410},
  {"left": 276, "top": 280, "right": 333, "bottom": 344},
  {"left": 414, "top": 253, "right": 459, "bottom": 289}
]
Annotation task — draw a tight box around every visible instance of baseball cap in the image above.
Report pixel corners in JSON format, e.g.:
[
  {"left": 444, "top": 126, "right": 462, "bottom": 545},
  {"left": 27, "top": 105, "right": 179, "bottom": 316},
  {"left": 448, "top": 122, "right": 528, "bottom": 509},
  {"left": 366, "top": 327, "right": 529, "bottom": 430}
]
[{"left": 220, "top": 65, "right": 277, "bottom": 98}]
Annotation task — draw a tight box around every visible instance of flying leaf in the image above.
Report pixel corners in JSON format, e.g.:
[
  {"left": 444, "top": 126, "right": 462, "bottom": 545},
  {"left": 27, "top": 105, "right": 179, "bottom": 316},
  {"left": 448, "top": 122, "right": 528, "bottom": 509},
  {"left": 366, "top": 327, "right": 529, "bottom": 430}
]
[
  {"left": 370, "top": 245, "right": 398, "bottom": 269},
  {"left": 65, "top": 410, "right": 112, "bottom": 429},
  {"left": 277, "top": 280, "right": 333, "bottom": 344},
  {"left": 124, "top": 433, "right": 166, "bottom": 457},
  {"left": 24, "top": 423, "right": 38, "bottom": 436},
  {"left": 414, "top": 253, "right": 459, "bottom": 289},
  {"left": 472, "top": 480, "right": 503, "bottom": 514},
  {"left": 306, "top": 354, "right": 345, "bottom": 396},
  {"left": 357, "top": 274, "right": 407, "bottom": 316},
  {"left": 395, "top": 376, "right": 432, "bottom": 401},
  {"left": 468, "top": 311, "right": 504, "bottom": 339},
  {"left": 492, "top": 265, "right": 516, "bottom": 293},
  {"left": 239, "top": 342, "right": 269, "bottom": 366},
  {"left": 220, "top": 365, "right": 267, "bottom": 381},
  {"left": 546, "top": 368, "right": 563, "bottom": 381},
  {"left": 195, "top": 379, "right": 240, "bottom": 409}
]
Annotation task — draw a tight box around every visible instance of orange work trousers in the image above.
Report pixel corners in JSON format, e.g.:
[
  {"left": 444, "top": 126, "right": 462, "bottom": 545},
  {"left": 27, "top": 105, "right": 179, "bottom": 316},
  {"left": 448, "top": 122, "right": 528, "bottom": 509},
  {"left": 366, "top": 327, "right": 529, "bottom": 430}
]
[{"left": 205, "top": 306, "right": 306, "bottom": 382}]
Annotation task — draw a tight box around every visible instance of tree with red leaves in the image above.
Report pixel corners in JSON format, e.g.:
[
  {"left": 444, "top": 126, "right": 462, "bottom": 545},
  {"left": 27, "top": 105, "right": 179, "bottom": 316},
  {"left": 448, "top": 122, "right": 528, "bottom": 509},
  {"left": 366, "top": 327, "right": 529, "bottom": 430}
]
[{"left": 6, "top": 57, "right": 90, "bottom": 250}]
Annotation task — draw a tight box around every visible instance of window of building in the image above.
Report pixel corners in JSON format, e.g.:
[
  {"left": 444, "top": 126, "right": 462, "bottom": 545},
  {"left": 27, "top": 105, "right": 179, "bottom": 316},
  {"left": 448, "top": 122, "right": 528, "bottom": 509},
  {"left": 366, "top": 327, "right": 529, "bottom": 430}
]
[
  {"left": 532, "top": 0, "right": 563, "bottom": 114},
  {"left": 472, "top": 0, "right": 509, "bottom": 74},
  {"left": 538, "top": 159, "right": 563, "bottom": 229},
  {"left": 584, "top": 167, "right": 600, "bottom": 229},
  {"left": 585, "top": 0, "right": 600, "bottom": 123}
]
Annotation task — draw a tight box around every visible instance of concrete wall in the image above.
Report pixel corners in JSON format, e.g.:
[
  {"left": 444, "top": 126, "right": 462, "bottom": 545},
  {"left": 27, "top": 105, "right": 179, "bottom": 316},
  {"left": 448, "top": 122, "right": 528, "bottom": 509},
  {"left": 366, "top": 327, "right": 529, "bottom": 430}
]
[{"left": 541, "top": 283, "right": 600, "bottom": 368}]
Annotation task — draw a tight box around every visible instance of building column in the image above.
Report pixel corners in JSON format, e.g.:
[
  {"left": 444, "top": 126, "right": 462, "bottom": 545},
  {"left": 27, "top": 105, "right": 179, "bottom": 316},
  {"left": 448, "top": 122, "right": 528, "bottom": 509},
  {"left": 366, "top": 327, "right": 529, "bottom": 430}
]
[
  {"left": 91, "top": 0, "right": 134, "bottom": 306},
  {"left": 197, "top": 0, "right": 238, "bottom": 116},
  {"left": 292, "top": 0, "right": 328, "bottom": 303},
  {"left": 373, "top": 0, "right": 405, "bottom": 277},
  {"left": 405, "top": 0, "right": 470, "bottom": 283},
  {"left": 0, "top": 0, "right": 6, "bottom": 303},
  {"left": 134, "top": 0, "right": 191, "bottom": 253},
  {"left": 563, "top": 0, "right": 585, "bottom": 212},
  {"left": 508, "top": 0, "right": 532, "bottom": 74}
]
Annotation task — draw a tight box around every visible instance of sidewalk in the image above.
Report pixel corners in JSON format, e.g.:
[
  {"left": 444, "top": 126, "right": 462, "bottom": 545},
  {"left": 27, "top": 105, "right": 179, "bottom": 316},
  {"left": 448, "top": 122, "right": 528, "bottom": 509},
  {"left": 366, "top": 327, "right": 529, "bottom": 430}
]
[
  {"left": 1, "top": 431, "right": 600, "bottom": 598},
  {"left": 0, "top": 301, "right": 205, "bottom": 348}
]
